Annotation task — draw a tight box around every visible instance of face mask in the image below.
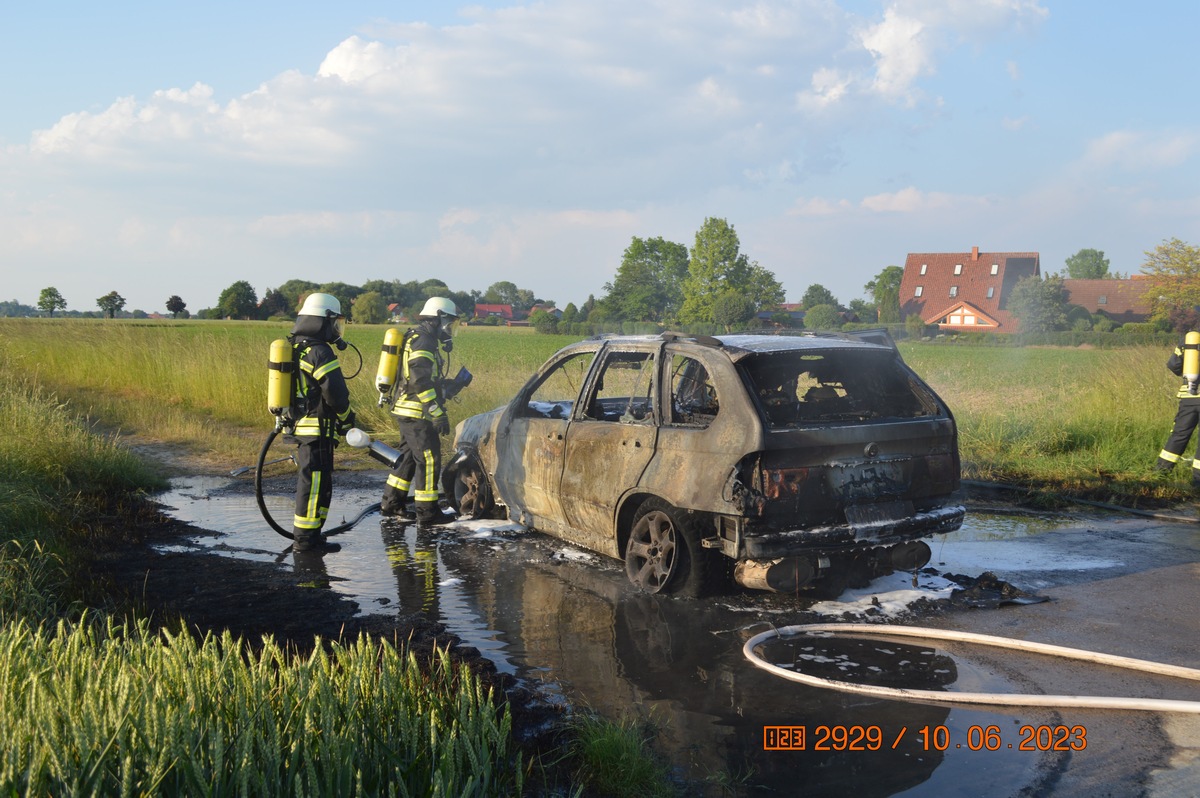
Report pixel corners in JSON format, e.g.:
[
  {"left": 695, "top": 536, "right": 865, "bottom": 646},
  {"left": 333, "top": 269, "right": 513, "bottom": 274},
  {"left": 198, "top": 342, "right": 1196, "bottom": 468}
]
[{"left": 438, "top": 316, "right": 455, "bottom": 351}]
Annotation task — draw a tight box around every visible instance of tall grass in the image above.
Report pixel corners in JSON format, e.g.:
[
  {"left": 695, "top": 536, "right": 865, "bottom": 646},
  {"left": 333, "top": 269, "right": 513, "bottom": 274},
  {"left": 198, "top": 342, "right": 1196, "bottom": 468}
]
[
  {"left": 0, "top": 319, "right": 573, "bottom": 468},
  {"left": 0, "top": 619, "right": 522, "bottom": 796},
  {"left": 1, "top": 317, "right": 1189, "bottom": 502},
  {"left": 902, "top": 343, "right": 1182, "bottom": 500},
  {"left": 0, "top": 359, "right": 167, "bottom": 622}
]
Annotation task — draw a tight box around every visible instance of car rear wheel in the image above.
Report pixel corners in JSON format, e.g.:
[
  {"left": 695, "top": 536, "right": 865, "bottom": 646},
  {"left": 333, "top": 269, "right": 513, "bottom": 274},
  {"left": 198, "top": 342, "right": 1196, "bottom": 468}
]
[{"left": 624, "top": 498, "right": 718, "bottom": 598}]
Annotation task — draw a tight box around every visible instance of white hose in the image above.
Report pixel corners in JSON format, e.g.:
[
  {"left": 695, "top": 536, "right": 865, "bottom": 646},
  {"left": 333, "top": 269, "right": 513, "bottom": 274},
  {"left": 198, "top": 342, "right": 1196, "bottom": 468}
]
[{"left": 743, "top": 623, "right": 1200, "bottom": 713}]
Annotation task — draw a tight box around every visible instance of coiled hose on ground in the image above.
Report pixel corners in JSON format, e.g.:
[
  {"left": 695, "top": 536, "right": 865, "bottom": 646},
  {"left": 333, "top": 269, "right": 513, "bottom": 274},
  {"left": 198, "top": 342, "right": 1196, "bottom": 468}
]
[{"left": 743, "top": 623, "right": 1200, "bottom": 712}]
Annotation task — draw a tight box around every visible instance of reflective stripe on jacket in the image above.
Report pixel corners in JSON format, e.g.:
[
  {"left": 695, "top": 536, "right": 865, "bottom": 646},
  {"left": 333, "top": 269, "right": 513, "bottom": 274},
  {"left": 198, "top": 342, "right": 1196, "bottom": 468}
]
[
  {"left": 391, "top": 326, "right": 446, "bottom": 421},
  {"left": 292, "top": 338, "right": 352, "bottom": 439}
]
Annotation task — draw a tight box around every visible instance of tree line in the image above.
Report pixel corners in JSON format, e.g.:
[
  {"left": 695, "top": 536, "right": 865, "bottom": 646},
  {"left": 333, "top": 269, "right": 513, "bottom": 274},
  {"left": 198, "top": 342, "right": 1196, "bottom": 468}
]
[{"left": 13, "top": 222, "right": 1200, "bottom": 337}]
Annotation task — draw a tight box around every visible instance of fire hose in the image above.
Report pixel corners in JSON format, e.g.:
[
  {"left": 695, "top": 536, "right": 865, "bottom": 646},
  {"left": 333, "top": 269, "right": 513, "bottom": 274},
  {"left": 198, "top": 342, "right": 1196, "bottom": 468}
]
[
  {"left": 743, "top": 623, "right": 1200, "bottom": 712},
  {"left": 252, "top": 427, "right": 390, "bottom": 541}
]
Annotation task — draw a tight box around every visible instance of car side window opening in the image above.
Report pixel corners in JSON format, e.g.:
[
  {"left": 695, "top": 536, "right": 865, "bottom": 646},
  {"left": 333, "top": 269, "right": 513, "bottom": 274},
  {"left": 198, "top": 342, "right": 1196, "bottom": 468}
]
[
  {"left": 522, "top": 352, "right": 596, "bottom": 419},
  {"left": 669, "top": 354, "right": 719, "bottom": 427},
  {"left": 583, "top": 351, "right": 656, "bottom": 423},
  {"left": 744, "top": 351, "right": 938, "bottom": 428}
]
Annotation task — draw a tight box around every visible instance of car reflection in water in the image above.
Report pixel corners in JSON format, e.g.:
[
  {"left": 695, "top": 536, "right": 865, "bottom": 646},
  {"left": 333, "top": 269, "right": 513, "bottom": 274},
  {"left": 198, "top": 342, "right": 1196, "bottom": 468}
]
[{"left": 376, "top": 521, "right": 966, "bottom": 797}]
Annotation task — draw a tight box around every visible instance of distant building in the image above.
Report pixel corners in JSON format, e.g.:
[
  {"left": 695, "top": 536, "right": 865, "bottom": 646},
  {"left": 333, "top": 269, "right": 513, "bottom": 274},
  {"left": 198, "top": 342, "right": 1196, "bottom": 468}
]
[
  {"left": 1061, "top": 276, "right": 1151, "bottom": 324},
  {"left": 755, "top": 303, "right": 805, "bottom": 325},
  {"left": 473, "top": 303, "right": 514, "bottom": 322},
  {"left": 900, "top": 246, "right": 1040, "bottom": 333}
]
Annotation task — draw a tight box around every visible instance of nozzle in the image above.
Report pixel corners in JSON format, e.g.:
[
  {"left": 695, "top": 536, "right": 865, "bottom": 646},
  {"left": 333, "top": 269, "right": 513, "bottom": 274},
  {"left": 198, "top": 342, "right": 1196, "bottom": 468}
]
[{"left": 345, "top": 428, "right": 403, "bottom": 469}]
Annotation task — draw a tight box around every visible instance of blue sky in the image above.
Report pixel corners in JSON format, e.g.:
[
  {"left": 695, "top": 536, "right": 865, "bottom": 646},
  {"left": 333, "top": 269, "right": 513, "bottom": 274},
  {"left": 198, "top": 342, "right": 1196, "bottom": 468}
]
[{"left": 2, "top": 1, "right": 1197, "bottom": 315}]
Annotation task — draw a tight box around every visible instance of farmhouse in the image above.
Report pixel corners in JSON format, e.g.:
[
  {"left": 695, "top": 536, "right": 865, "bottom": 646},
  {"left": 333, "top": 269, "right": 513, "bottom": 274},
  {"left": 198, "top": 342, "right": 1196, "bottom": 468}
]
[
  {"left": 473, "top": 303, "right": 514, "bottom": 322},
  {"left": 900, "top": 246, "right": 1040, "bottom": 333},
  {"left": 1061, "top": 276, "right": 1151, "bottom": 324}
]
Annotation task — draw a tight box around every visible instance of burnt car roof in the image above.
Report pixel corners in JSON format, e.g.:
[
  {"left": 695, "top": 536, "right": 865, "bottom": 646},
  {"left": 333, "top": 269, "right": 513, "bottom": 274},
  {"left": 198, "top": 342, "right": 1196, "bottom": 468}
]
[{"left": 586, "top": 330, "right": 895, "bottom": 362}]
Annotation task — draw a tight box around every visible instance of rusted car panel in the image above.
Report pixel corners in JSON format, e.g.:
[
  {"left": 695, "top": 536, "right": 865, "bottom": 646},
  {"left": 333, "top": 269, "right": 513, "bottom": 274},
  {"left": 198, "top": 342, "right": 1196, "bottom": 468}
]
[{"left": 444, "top": 331, "right": 965, "bottom": 596}]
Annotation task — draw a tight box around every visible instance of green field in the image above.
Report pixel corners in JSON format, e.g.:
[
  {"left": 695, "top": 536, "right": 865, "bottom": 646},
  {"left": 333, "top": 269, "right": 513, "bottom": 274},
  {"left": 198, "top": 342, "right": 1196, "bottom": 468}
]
[
  {"left": 0, "top": 318, "right": 1191, "bottom": 794},
  {"left": 0, "top": 318, "right": 1188, "bottom": 504}
]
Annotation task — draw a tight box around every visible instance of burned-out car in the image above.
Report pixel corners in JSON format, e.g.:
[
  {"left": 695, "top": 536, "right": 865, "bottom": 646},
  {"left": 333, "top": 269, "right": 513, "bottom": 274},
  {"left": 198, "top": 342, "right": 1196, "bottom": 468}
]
[{"left": 443, "top": 330, "right": 964, "bottom": 596}]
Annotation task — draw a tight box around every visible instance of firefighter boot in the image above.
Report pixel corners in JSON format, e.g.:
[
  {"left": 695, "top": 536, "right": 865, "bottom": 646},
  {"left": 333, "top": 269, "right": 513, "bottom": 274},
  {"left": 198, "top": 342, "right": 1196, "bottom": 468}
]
[
  {"left": 293, "top": 530, "right": 327, "bottom": 552},
  {"left": 415, "top": 502, "right": 449, "bottom": 530},
  {"left": 380, "top": 495, "right": 416, "bottom": 519}
]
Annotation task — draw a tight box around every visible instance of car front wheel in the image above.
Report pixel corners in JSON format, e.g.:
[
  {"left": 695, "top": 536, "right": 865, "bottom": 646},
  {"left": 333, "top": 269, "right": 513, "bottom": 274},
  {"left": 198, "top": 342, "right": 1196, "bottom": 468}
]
[
  {"left": 447, "top": 457, "right": 495, "bottom": 519},
  {"left": 624, "top": 499, "right": 716, "bottom": 598}
]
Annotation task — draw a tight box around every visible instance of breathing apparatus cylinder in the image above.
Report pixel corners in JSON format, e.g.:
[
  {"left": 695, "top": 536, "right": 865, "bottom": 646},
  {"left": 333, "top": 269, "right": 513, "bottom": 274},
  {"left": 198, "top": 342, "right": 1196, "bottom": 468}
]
[
  {"left": 267, "top": 338, "right": 295, "bottom": 417},
  {"left": 376, "top": 327, "right": 403, "bottom": 406},
  {"left": 1185, "top": 331, "right": 1200, "bottom": 395}
]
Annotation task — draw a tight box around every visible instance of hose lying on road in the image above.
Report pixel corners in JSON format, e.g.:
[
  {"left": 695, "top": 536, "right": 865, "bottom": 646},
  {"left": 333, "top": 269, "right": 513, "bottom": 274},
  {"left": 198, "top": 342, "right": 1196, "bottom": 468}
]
[
  {"left": 744, "top": 623, "right": 1200, "bottom": 713},
  {"left": 962, "top": 479, "right": 1198, "bottom": 523}
]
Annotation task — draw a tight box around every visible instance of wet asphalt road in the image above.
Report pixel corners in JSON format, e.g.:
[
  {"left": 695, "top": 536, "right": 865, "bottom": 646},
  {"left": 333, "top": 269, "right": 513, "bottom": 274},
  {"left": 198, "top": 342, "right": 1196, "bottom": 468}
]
[
  {"left": 158, "top": 471, "right": 1200, "bottom": 797},
  {"left": 922, "top": 506, "right": 1200, "bottom": 797}
]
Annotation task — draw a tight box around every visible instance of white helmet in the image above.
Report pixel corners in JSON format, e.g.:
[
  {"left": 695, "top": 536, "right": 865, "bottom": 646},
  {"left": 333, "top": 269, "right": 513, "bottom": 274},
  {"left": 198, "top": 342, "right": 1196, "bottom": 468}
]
[
  {"left": 297, "top": 292, "right": 345, "bottom": 339},
  {"left": 298, "top": 293, "right": 343, "bottom": 318},
  {"left": 419, "top": 297, "right": 459, "bottom": 319}
]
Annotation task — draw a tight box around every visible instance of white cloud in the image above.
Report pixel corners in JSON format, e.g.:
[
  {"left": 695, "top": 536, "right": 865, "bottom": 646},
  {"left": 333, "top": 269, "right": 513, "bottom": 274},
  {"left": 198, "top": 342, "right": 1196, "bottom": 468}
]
[
  {"left": 0, "top": 0, "right": 1067, "bottom": 313},
  {"left": 1080, "top": 130, "right": 1198, "bottom": 172},
  {"left": 860, "top": 186, "right": 987, "bottom": 213}
]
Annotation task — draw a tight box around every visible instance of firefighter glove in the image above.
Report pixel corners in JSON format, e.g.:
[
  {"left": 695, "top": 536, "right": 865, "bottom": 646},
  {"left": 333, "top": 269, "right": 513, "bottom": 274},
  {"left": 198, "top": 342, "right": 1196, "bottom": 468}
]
[
  {"left": 433, "top": 414, "right": 451, "bottom": 436},
  {"left": 337, "top": 411, "right": 357, "bottom": 436}
]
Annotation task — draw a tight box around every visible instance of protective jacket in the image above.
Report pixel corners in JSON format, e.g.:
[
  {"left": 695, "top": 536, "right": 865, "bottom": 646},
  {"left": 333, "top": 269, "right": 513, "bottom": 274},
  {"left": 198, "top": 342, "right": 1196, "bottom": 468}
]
[
  {"left": 389, "top": 324, "right": 447, "bottom": 422},
  {"left": 291, "top": 336, "right": 353, "bottom": 439}
]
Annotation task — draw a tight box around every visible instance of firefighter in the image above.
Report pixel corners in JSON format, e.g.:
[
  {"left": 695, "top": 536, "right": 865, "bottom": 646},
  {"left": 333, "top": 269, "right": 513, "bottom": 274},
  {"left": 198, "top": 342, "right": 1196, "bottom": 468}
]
[
  {"left": 290, "top": 293, "right": 356, "bottom": 550},
  {"left": 1155, "top": 331, "right": 1200, "bottom": 486},
  {"left": 380, "top": 297, "right": 459, "bottom": 528}
]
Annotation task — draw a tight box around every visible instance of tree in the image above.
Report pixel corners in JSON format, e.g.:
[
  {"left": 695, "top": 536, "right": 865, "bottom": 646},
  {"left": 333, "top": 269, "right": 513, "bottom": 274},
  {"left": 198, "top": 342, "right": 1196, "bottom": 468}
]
[
  {"left": 601, "top": 236, "right": 689, "bottom": 322},
  {"left": 680, "top": 218, "right": 784, "bottom": 324},
  {"left": 803, "top": 304, "right": 842, "bottom": 331},
  {"left": 218, "top": 280, "right": 258, "bottom": 320},
  {"left": 801, "top": 284, "right": 840, "bottom": 310},
  {"left": 166, "top": 295, "right": 187, "bottom": 318},
  {"left": 528, "top": 309, "right": 559, "bottom": 334},
  {"left": 38, "top": 287, "right": 67, "bottom": 317},
  {"left": 275, "top": 279, "right": 320, "bottom": 314},
  {"left": 848, "top": 298, "right": 879, "bottom": 324},
  {"left": 352, "top": 291, "right": 388, "bottom": 324},
  {"left": 864, "top": 266, "right": 903, "bottom": 322},
  {"left": 1141, "top": 238, "right": 1200, "bottom": 331},
  {"left": 257, "top": 289, "right": 290, "bottom": 319},
  {"left": 97, "top": 291, "right": 126, "bottom": 319},
  {"left": 1007, "top": 275, "right": 1068, "bottom": 333},
  {"left": 712, "top": 290, "right": 757, "bottom": 332},
  {"left": 1064, "top": 248, "right": 1111, "bottom": 279}
]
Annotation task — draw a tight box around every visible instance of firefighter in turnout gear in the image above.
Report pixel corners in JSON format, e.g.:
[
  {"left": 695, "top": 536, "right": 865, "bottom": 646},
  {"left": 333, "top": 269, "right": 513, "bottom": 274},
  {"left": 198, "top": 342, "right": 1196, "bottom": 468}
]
[
  {"left": 289, "top": 293, "right": 356, "bottom": 550},
  {"left": 1155, "top": 331, "right": 1200, "bottom": 486},
  {"left": 380, "top": 297, "right": 459, "bottom": 528}
]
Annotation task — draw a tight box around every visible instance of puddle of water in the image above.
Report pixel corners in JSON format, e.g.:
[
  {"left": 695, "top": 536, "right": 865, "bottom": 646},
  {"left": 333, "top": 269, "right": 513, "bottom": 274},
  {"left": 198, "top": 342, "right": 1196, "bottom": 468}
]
[{"left": 162, "top": 477, "right": 1121, "bottom": 795}]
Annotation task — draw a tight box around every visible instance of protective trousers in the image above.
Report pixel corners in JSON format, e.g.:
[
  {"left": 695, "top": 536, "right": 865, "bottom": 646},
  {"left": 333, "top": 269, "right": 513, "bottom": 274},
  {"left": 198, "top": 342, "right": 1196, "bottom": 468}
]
[
  {"left": 1156, "top": 398, "right": 1200, "bottom": 485},
  {"left": 382, "top": 417, "right": 441, "bottom": 514},
  {"left": 294, "top": 436, "right": 335, "bottom": 543}
]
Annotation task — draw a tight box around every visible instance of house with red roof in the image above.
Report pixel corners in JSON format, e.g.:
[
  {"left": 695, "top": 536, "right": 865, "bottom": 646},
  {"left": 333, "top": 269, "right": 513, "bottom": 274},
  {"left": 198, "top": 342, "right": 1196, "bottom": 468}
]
[
  {"left": 900, "top": 246, "right": 1040, "bottom": 333},
  {"left": 1061, "top": 276, "right": 1151, "bottom": 324},
  {"left": 473, "top": 303, "right": 514, "bottom": 322}
]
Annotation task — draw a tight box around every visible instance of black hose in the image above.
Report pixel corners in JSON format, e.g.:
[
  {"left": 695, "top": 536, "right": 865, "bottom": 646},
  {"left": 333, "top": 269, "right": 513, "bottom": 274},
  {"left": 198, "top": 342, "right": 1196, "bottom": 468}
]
[
  {"left": 254, "top": 427, "right": 382, "bottom": 539},
  {"left": 961, "top": 479, "right": 1198, "bottom": 523}
]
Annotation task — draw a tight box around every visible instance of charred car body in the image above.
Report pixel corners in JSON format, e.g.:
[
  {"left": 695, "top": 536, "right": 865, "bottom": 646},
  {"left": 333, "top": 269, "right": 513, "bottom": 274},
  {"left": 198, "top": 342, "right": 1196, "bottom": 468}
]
[{"left": 443, "top": 330, "right": 964, "bottom": 596}]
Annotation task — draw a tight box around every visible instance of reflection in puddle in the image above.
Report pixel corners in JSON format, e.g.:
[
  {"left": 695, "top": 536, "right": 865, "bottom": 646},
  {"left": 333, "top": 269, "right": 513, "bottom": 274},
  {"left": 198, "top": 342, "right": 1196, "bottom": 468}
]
[{"left": 157, "top": 476, "right": 1068, "bottom": 796}]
